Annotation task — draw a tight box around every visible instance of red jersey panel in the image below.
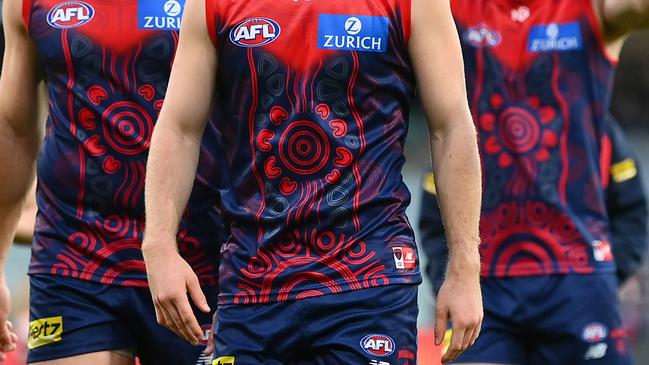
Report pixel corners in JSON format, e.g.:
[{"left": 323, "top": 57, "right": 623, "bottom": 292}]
[
  {"left": 452, "top": 0, "right": 617, "bottom": 277},
  {"left": 207, "top": 0, "right": 421, "bottom": 305},
  {"left": 26, "top": 0, "right": 224, "bottom": 287}
]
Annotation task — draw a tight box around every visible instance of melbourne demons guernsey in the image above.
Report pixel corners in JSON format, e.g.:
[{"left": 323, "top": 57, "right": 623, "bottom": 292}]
[
  {"left": 452, "top": 0, "right": 617, "bottom": 277},
  {"left": 25, "top": 0, "right": 224, "bottom": 287},
  {"left": 207, "top": 0, "right": 420, "bottom": 304}
]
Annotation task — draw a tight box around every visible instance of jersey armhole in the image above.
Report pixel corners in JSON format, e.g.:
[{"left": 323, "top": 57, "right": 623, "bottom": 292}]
[
  {"left": 205, "top": 0, "right": 217, "bottom": 46},
  {"left": 398, "top": 0, "right": 411, "bottom": 44},
  {"left": 583, "top": 0, "right": 619, "bottom": 65},
  {"left": 22, "top": 0, "right": 32, "bottom": 33}
]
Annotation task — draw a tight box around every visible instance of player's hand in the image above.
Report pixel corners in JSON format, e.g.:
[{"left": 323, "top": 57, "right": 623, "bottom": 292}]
[
  {"left": 142, "top": 243, "right": 210, "bottom": 346},
  {"left": 435, "top": 264, "right": 483, "bottom": 363},
  {"left": 0, "top": 277, "right": 18, "bottom": 358}
]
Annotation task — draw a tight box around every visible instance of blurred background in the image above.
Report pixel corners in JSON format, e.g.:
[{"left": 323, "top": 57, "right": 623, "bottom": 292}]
[{"left": 1, "top": 12, "right": 648, "bottom": 365}]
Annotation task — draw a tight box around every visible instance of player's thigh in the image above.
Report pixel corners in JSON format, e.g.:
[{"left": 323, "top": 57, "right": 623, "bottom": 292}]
[
  {"left": 30, "top": 351, "right": 135, "bottom": 365},
  {"left": 305, "top": 284, "right": 418, "bottom": 365},
  {"left": 450, "top": 325, "right": 524, "bottom": 364},
  {"left": 27, "top": 275, "right": 137, "bottom": 363},
  {"left": 529, "top": 274, "right": 633, "bottom": 365},
  {"left": 451, "top": 278, "right": 526, "bottom": 364},
  {"left": 211, "top": 301, "right": 301, "bottom": 364}
]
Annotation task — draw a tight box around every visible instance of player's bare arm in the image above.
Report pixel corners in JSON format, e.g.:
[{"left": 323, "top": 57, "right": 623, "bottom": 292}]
[
  {"left": 597, "top": 0, "right": 649, "bottom": 38},
  {"left": 0, "top": 0, "right": 45, "bottom": 356},
  {"left": 409, "top": 0, "right": 483, "bottom": 362},
  {"left": 14, "top": 181, "right": 37, "bottom": 245},
  {"left": 142, "top": 0, "right": 217, "bottom": 346},
  {"left": 591, "top": 0, "right": 649, "bottom": 56}
]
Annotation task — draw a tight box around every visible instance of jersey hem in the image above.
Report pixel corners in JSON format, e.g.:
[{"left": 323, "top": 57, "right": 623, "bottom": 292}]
[
  {"left": 216, "top": 272, "right": 423, "bottom": 305},
  {"left": 481, "top": 265, "right": 617, "bottom": 278}
]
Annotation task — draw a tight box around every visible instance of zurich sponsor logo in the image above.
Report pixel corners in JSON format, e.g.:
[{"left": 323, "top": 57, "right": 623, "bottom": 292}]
[
  {"left": 583, "top": 323, "right": 608, "bottom": 343},
  {"left": 528, "top": 21, "right": 582, "bottom": 52},
  {"left": 46, "top": 2, "right": 94, "bottom": 29},
  {"left": 229, "top": 18, "right": 281, "bottom": 48},
  {"left": 464, "top": 24, "right": 501, "bottom": 48},
  {"left": 318, "top": 14, "right": 389, "bottom": 53},
  {"left": 139, "top": 0, "right": 185, "bottom": 30},
  {"left": 360, "top": 334, "right": 395, "bottom": 357}
]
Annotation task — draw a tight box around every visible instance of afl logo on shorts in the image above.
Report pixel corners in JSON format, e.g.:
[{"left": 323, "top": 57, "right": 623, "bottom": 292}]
[
  {"left": 47, "top": 1, "right": 95, "bottom": 29},
  {"left": 229, "top": 18, "right": 281, "bottom": 48},
  {"left": 360, "top": 334, "right": 395, "bottom": 357}
]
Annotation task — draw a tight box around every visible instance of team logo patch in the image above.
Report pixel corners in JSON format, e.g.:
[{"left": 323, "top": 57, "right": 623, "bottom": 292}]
[
  {"left": 28, "top": 316, "right": 63, "bottom": 349},
  {"left": 592, "top": 240, "right": 614, "bottom": 262},
  {"left": 511, "top": 6, "right": 530, "bottom": 23},
  {"left": 199, "top": 325, "right": 212, "bottom": 346},
  {"left": 361, "top": 334, "right": 395, "bottom": 357},
  {"left": 318, "top": 14, "right": 389, "bottom": 52},
  {"left": 583, "top": 323, "right": 608, "bottom": 343},
  {"left": 46, "top": 2, "right": 94, "bottom": 29},
  {"left": 229, "top": 18, "right": 281, "bottom": 48},
  {"left": 392, "top": 247, "right": 417, "bottom": 270},
  {"left": 528, "top": 22, "right": 582, "bottom": 52},
  {"left": 464, "top": 24, "right": 501, "bottom": 48},
  {"left": 212, "top": 357, "right": 235, "bottom": 365},
  {"left": 138, "top": 0, "right": 186, "bottom": 30}
]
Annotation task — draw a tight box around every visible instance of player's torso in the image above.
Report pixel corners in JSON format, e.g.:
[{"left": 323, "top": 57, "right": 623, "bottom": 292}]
[
  {"left": 208, "top": 0, "right": 421, "bottom": 304},
  {"left": 452, "top": 0, "right": 616, "bottom": 276},
  {"left": 26, "top": 0, "right": 222, "bottom": 286}
]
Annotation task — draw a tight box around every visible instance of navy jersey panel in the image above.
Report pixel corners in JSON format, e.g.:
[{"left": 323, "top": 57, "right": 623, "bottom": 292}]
[
  {"left": 211, "top": 284, "right": 418, "bottom": 365},
  {"left": 28, "top": 275, "right": 215, "bottom": 364},
  {"left": 207, "top": 0, "right": 421, "bottom": 305},
  {"left": 25, "top": 0, "right": 224, "bottom": 286},
  {"left": 452, "top": 275, "right": 633, "bottom": 365},
  {"left": 605, "top": 119, "right": 649, "bottom": 283},
  {"left": 452, "top": 0, "right": 617, "bottom": 277}
]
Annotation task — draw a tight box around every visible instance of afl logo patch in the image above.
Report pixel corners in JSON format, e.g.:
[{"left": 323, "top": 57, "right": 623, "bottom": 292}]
[
  {"left": 229, "top": 18, "right": 281, "bottom": 47},
  {"left": 47, "top": 1, "right": 95, "bottom": 29},
  {"left": 464, "top": 24, "right": 501, "bottom": 48},
  {"left": 360, "top": 334, "right": 395, "bottom": 357}
]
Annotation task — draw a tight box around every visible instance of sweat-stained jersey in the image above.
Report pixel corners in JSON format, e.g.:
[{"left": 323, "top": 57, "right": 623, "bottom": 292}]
[
  {"left": 452, "top": 0, "right": 617, "bottom": 277},
  {"left": 25, "top": 0, "right": 224, "bottom": 287},
  {"left": 206, "top": 0, "right": 421, "bottom": 305}
]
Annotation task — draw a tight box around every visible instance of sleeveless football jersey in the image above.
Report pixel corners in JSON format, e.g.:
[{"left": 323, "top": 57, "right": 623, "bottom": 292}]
[
  {"left": 452, "top": 0, "right": 617, "bottom": 277},
  {"left": 206, "top": 0, "right": 421, "bottom": 304},
  {"left": 25, "top": 0, "right": 224, "bottom": 287}
]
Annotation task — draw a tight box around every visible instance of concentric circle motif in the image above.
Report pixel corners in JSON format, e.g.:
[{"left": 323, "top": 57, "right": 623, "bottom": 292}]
[
  {"left": 102, "top": 101, "right": 153, "bottom": 155},
  {"left": 498, "top": 107, "right": 540, "bottom": 154},
  {"left": 279, "top": 120, "right": 331, "bottom": 175}
]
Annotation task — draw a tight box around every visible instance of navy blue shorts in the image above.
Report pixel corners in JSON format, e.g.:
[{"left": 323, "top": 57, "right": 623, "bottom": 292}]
[
  {"left": 211, "top": 284, "right": 419, "bottom": 365},
  {"left": 28, "top": 274, "right": 217, "bottom": 365},
  {"left": 453, "top": 274, "right": 633, "bottom": 365}
]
